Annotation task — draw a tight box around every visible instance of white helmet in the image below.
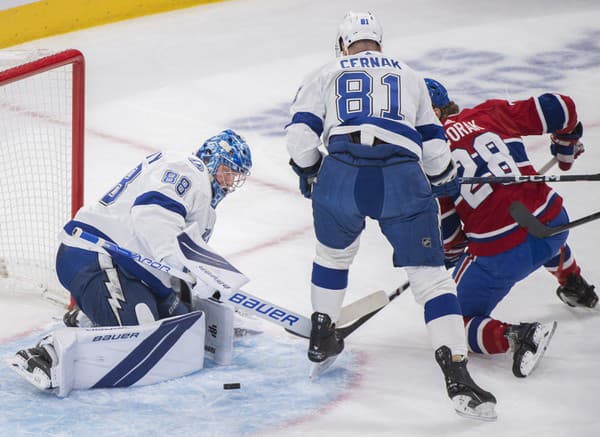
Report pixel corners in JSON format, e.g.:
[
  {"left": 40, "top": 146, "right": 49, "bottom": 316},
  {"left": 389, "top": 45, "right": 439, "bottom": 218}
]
[{"left": 335, "top": 11, "right": 383, "bottom": 57}]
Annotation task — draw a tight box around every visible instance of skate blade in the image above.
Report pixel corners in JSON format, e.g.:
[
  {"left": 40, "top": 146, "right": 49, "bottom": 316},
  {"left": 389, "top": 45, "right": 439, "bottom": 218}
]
[
  {"left": 452, "top": 396, "right": 498, "bottom": 422},
  {"left": 309, "top": 356, "right": 338, "bottom": 379},
  {"left": 520, "top": 321, "right": 557, "bottom": 377},
  {"left": 4, "top": 357, "right": 52, "bottom": 391}
]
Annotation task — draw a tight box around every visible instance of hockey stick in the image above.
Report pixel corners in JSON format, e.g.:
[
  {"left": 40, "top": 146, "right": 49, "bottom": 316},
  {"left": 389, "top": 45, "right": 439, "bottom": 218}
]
[
  {"left": 509, "top": 201, "right": 600, "bottom": 238},
  {"left": 337, "top": 290, "right": 390, "bottom": 326},
  {"left": 336, "top": 281, "right": 408, "bottom": 339},
  {"left": 307, "top": 282, "right": 409, "bottom": 379},
  {"left": 459, "top": 172, "right": 600, "bottom": 185},
  {"left": 70, "top": 227, "right": 390, "bottom": 337},
  {"left": 538, "top": 157, "right": 557, "bottom": 175},
  {"left": 285, "top": 281, "right": 409, "bottom": 340}
]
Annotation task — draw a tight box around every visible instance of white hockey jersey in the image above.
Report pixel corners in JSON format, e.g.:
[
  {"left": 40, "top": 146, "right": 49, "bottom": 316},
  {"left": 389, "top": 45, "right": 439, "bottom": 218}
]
[
  {"left": 286, "top": 50, "right": 450, "bottom": 176},
  {"left": 61, "top": 151, "right": 215, "bottom": 298}
]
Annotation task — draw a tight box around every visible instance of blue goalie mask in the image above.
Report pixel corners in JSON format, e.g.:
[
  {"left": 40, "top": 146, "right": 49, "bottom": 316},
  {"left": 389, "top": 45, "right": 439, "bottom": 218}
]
[
  {"left": 424, "top": 78, "right": 450, "bottom": 108},
  {"left": 195, "top": 129, "right": 252, "bottom": 208}
]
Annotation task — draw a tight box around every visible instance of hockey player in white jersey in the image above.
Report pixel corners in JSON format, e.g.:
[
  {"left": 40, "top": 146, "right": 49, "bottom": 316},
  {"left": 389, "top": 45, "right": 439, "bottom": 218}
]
[
  {"left": 286, "top": 11, "right": 497, "bottom": 420},
  {"left": 8, "top": 129, "right": 252, "bottom": 395}
]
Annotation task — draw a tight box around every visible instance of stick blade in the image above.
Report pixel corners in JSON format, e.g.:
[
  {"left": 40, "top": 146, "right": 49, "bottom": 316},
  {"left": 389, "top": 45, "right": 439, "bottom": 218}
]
[{"left": 509, "top": 201, "right": 553, "bottom": 238}]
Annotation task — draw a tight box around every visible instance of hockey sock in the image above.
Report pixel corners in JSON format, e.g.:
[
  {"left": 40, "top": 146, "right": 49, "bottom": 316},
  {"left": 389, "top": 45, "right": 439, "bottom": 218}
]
[
  {"left": 464, "top": 316, "right": 510, "bottom": 354},
  {"left": 545, "top": 245, "right": 581, "bottom": 285}
]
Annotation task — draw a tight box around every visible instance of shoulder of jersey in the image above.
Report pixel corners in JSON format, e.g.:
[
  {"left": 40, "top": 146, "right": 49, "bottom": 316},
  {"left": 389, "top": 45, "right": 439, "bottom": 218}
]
[{"left": 158, "top": 150, "right": 209, "bottom": 175}]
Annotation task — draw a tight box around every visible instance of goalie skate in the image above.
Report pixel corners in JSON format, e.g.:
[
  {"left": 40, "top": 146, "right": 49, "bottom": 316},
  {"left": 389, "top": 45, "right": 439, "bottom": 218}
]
[
  {"left": 6, "top": 344, "right": 57, "bottom": 391},
  {"left": 505, "top": 321, "right": 557, "bottom": 378},
  {"left": 435, "top": 346, "right": 497, "bottom": 422}
]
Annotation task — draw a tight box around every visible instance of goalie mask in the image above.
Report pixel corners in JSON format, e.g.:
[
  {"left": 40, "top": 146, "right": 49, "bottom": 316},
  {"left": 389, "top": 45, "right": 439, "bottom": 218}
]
[
  {"left": 196, "top": 129, "right": 252, "bottom": 208},
  {"left": 335, "top": 11, "right": 383, "bottom": 57}
]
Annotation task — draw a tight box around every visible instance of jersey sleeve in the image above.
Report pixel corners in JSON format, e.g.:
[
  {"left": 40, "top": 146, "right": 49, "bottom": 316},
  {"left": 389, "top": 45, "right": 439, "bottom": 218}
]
[
  {"left": 286, "top": 71, "right": 325, "bottom": 168},
  {"left": 130, "top": 156, "right": 213, "bottom": 267},
  {"left": 481, "top": 94, "right": 578, "bottom": 136},
  {"left": 415, "top": 77, "right": 452, "bottom": 177}
]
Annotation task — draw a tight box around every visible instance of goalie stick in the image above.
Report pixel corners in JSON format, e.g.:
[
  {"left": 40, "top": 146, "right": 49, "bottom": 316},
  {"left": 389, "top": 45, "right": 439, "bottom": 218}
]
[
  {"left": 70, "top": 227, "right": 390, "bottom": 337},
  {"left": 509, "top": 201, "right": 600, "bottom": 238}
]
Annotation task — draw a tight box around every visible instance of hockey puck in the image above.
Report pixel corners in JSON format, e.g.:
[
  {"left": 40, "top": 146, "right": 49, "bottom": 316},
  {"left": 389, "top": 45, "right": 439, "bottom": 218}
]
[{"left": 223, "top": 383, "right": 241, "bottom": 390}]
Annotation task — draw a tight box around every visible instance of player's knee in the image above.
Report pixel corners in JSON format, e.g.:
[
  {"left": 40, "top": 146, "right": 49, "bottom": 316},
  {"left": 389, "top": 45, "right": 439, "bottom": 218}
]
[
  {"left": 314, "top": 238, "right": 360, "bottom": 270},
  {"left": 405, "top": 265, "right": 457, "bottom": 306}
]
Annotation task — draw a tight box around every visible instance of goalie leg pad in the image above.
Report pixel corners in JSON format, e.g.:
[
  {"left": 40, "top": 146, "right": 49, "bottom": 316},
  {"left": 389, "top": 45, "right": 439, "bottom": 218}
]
[{"left": 8, "top": 311, "right": 206, "bottom": 397}]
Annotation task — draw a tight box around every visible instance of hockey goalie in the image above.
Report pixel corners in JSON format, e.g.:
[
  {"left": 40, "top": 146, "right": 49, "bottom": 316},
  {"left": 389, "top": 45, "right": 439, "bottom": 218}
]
[{"left": 6, "top": 129, "right": 253, "bottom": 396}]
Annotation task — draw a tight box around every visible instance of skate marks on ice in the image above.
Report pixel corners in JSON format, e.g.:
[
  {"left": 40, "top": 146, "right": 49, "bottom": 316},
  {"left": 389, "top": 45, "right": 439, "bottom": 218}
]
[{"left": 0, "top": 329, "right": 362, "bottom": 436}]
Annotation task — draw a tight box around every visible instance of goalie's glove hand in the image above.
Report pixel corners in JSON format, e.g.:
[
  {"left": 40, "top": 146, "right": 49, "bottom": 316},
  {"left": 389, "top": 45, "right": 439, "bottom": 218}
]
[
  {"left": 157, "top": 291, "right": 190, "bottom": 319},
  {"left": 550, "top": 121, "right": 584, "bottom": 171},
  {"left": 428, "top": 159, "right": 460, "bottom": 198},
  {"left": 289, "top": 153, "right": 323, "bottom": 199},
  {"left": 444, "top": 231, "right": 468, "bottom": 269}
]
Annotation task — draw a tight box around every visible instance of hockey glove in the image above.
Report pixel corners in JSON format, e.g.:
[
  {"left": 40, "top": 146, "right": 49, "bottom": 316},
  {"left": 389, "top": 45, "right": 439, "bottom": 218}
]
[
  {"left": 289, "top": 153, "right": 323, "bottom": 199},
  {"left": 444, "top": 230, "right": 468, "bottom": 269},
  {"left": 157, "top": 291, "right": 190, "bottom": 319},
  {"left": 428, "top": 159, "right": 460, "bottom": 198},
  {"left": 550, "top": 121, "right": 584, "bottom": 171}
]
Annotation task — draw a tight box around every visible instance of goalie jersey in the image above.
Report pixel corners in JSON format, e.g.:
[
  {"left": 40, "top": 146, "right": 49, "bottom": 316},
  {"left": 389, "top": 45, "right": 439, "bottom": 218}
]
[
  {"left": 60, "top": 151, "right": 216, "bottom": 299},
  {"left": 439, "top": 94, "right": 579, "bottom": 256}
]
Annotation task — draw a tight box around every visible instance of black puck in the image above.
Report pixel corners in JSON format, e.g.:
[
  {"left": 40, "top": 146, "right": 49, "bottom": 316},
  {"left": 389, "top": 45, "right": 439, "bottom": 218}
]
[{"left": 223, "top": 383, "right": 241, "bottom": 390}]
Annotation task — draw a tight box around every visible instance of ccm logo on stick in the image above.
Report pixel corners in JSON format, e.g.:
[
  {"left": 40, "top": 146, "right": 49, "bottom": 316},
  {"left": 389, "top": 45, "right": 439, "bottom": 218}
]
[{"left": 228, "top": 293, "right": 300, "bottom": 326}]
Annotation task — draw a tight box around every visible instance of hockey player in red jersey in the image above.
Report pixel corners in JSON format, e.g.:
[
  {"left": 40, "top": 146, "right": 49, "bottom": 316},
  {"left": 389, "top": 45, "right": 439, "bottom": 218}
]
[{"left": 425, "top": 78, "right": 598, "bottom": 378}]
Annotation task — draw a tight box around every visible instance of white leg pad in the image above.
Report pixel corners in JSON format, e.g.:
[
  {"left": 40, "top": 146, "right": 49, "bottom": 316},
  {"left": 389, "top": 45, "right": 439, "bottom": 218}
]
[{"left": 50, "top": 311, "right": 206, "bottom": 397}]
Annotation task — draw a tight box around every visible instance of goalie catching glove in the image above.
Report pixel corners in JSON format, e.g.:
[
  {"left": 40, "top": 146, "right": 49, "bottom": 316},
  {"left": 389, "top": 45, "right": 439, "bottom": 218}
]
[{"left": 550, "top": 121, "right": 584, "bottom": 171}]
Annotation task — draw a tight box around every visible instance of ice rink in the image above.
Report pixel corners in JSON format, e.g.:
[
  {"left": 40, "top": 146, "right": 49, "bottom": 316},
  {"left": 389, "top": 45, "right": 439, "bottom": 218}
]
[{"left": 1, "top": 0, "right": 600, "bottom": 435}]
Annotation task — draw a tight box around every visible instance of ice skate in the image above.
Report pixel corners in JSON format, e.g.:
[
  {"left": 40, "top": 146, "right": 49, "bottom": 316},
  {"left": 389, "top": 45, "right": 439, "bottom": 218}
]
[
  {"left": 6, "top": 342, "right": 57, "bottom": 391},
  {"left": 308, "top": 312, "right": 344, "bottom": 378},
  {"left": 556, "top": 274, "right": 598, "bottom": 308},
  {"left": 505, "top": 321, "right": 557, "bottom": 377},
  {"left": 435, "top": 345, "right": 497, "bottom": 421}
]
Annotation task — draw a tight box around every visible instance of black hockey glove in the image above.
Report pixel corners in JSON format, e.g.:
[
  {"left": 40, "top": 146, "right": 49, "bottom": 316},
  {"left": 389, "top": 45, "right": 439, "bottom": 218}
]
[{"left": 289, "top": 153, "right": 323, "bottom": 199}]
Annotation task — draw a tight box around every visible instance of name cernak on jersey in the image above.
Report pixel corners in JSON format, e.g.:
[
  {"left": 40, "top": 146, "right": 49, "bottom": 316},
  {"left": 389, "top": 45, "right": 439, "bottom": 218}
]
[
  {"left": 444, "top": 119, "right": 484, "bottom": 142},
  {"left": 340, "top": 56, "right": 402, "bottom": 70}
]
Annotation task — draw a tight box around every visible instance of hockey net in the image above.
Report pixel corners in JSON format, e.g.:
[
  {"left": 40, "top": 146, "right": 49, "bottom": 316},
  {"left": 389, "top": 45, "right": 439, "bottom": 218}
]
[{"left": 0, "top": 49, "right": 84, "bottom": 306}]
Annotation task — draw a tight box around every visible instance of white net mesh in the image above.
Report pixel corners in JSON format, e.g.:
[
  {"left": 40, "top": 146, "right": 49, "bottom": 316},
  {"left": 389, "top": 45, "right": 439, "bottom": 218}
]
[{"left": 0, "top": 50, "right": 82, "bottom": 305}]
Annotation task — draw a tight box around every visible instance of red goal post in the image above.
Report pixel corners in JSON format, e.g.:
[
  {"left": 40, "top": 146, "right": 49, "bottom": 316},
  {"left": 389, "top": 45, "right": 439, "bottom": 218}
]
[{"left": 0, "top": 49, "right": 84, "bottom": 305}]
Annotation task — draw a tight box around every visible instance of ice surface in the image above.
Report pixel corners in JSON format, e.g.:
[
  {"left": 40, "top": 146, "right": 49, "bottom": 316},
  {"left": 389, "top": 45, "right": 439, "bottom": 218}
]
[{"left": 1, "top": 0, "right": 600, "bottom": 435}]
